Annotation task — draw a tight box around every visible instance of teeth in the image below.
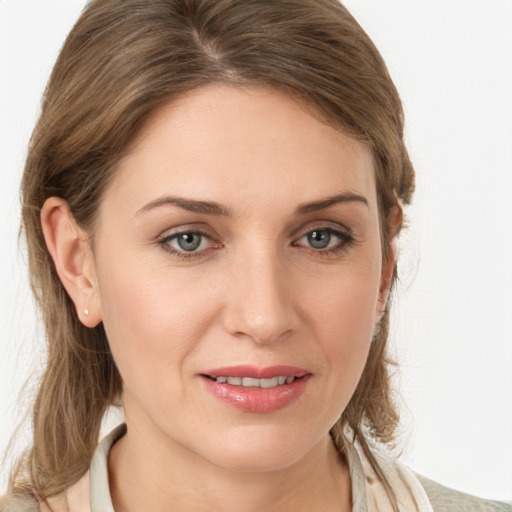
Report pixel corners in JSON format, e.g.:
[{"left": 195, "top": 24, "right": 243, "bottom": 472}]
[
  {"left": 260, "top": 376, "right": 278, "bottom": 388},
  {"left": 215, "top": 375, "right": 296, "bottom": 387},
  {"left": 242, "top": 377, "right": 260, "bottom": 387}
]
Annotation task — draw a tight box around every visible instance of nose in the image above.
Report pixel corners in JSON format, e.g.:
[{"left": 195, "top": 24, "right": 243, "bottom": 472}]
[{"left": 221, "top": 250, "right": 299, "bottom": 345}]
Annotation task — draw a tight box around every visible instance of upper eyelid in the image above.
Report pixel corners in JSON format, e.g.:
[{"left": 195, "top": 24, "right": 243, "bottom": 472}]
[
  {"left": 157, "top": 224, "right": 216, "bottom": 240},
  {"left": 296, "top": 226, "right": 348, "bottom": 239},
  {"left": 162, "top": 230, "right": 211, "bottom": 243}
]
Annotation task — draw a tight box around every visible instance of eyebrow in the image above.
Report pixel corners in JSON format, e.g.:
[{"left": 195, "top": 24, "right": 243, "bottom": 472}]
[
  {"left": 295, "top": 192, "right": 368, "bottom": 214},
  {"left": 137, "top": 196, "right": 233, "bottom": 217},
  {"left": 136, "top": 192, "right": 368, "bottom": 217}
]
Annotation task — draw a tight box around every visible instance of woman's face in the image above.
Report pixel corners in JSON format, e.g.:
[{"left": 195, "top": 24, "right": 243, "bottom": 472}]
[{"left": 91, "top": 85, "right": 390, "bottom": 471}]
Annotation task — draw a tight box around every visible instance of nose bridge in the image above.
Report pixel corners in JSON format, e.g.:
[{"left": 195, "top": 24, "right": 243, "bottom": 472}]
[{"left": 224, "top": 244, "right": 297, "bottom": 344}]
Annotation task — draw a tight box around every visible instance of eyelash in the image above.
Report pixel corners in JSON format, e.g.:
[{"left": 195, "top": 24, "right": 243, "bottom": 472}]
[{"left": 157, "top": 226, "right": 355, "bottom": 260}]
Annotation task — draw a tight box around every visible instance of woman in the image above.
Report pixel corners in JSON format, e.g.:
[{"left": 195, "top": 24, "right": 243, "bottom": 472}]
[{"left": 1, "top": 0, "right": 510, "bottom": 511}]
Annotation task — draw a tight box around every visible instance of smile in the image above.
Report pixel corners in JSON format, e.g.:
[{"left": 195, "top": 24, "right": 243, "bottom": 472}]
[
  {"left": 209, "top": 376, "right": 297, "bottom": 387},
  {"left": 200, "top": 365, "right": 311, "bottom": 413}
]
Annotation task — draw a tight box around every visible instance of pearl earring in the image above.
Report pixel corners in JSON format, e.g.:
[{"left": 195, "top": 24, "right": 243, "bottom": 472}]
[{"left": 84, "top": 309, "right": 89, "bottom": 316}]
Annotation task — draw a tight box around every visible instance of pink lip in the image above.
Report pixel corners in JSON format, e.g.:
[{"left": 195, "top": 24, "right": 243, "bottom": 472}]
[{"left": 200, "top": 365, "right": 311, "bottom": 413}]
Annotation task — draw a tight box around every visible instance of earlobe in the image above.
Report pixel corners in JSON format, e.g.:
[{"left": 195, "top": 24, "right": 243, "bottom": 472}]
[{"left": 40, "top": 197, "right": 102, "bottom": 328}]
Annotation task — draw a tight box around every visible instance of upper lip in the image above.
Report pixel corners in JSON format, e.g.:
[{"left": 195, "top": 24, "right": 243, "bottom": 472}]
[{"left": 201, "top": 365, "right": 310, "bottom": 379}]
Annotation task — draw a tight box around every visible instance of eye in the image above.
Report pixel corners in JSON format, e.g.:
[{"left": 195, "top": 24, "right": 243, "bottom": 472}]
[
  {"left": 159, "top": 230, "right": 218, "bottom": 258},
  {"left": 305, "top": 229, "right": 334, "bottom": 249},
  {"left": 294, "top": 227, "right": 353, "bottom": 253},
  {"left": 173, "top": 232, "right": 205, "bottom": 252}
]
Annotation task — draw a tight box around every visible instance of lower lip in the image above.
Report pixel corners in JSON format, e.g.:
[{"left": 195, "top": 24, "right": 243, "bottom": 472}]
[{"left": 201, "top": 376, "right": 310, "bottom": 413}]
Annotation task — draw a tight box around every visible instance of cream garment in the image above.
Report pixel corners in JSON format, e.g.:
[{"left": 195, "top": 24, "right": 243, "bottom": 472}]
[{"left": 39, "top": 424, "right": 436, "bottom": 512}]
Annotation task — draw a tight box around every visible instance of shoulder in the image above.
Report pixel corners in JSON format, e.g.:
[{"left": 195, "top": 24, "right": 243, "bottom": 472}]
[{"left": 416, "top": 474, "right": 512, "bottom": 512}]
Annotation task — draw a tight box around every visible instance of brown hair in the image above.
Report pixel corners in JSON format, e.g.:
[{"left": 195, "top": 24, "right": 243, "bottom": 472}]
[{"left": 7, "top": 0, "right": 414, "bottom": 508}]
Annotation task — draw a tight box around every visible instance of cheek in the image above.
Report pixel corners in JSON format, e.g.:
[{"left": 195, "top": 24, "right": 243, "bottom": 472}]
[
  {"left": 301, "top": 256, "right": 381, "bottom": 402},
  {"left": 305, "top": 253, "right": 381, "bottom": 337},
  {"left": 95, "top": 255, "right": 221, "bottom": 398}
]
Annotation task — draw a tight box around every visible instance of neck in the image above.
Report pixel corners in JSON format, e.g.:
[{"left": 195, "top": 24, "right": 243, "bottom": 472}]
[{"left": 108, "top": 416, "right": 352, "bottom": 512}]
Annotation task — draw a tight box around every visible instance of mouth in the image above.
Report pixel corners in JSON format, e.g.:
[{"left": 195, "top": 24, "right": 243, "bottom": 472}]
[
  {"left": 199, "top": 365, "right": 311, "bottom": 413},
  {"left": 203, "top": 375, "right": 300, "bottom": 388}
]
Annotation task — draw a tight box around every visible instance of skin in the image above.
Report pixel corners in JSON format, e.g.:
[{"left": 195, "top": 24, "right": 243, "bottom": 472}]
[{"left": 42, "top": 85, "right": 399, "bottom": 512}]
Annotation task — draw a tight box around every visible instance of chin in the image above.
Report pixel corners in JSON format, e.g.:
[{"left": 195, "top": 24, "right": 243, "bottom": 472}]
[{"left": 197, "top": 425, "right": 323, "bottom": 473}]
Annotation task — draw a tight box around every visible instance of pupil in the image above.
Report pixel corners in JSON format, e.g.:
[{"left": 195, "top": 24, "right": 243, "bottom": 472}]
[
  {"left": 177, "top": 233, "right": 201, "bottom": 251},
  {"left": 308, "top": 230, "right": 331, "bottom": 249}
]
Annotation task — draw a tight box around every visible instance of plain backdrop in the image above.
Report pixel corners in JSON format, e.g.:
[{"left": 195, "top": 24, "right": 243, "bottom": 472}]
[{"left": 1, "top": 0, "right": 511, "bottom": 501}]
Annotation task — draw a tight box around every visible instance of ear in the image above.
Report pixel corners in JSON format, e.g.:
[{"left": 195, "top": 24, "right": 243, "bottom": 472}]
[
  {"left": 41, "top": 197, "right": 102, "bottom": 328},
  {"left": 376, "top": 204, "right": 403, "bottom": 321}
]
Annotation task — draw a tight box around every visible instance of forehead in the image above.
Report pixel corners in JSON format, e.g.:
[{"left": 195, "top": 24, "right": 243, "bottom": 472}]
[{"left": 109, "top": 85, "right": 377, "bottom": 214}]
